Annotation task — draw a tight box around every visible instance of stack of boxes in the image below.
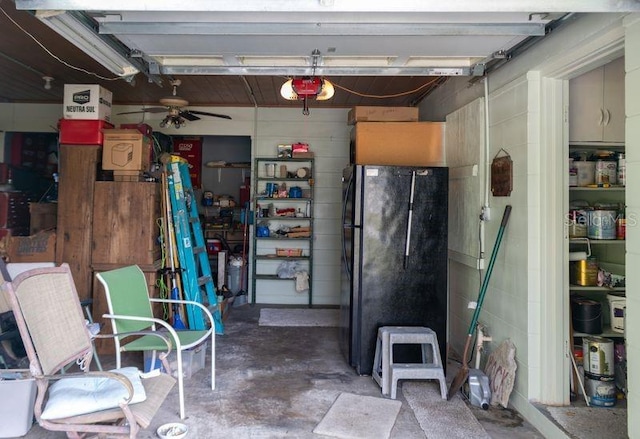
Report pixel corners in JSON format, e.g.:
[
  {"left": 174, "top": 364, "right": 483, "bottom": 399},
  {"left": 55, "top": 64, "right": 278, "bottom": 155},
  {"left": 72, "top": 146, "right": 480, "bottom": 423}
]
[
  {"left": 348, "top": 106, "right": 445, "bottom": 166},
  {"left": 58, "top": 84, "right": 152, "bottom": 181}
]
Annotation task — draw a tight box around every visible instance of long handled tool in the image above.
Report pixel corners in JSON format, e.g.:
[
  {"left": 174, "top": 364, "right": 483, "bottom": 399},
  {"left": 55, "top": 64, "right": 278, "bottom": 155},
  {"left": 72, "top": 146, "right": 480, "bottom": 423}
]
[
  {"left": 162, "top": 171, "right": 186, "bottom": 330},
  {"left": 448, "top": 204, "right": 512, "bottom": 400}
]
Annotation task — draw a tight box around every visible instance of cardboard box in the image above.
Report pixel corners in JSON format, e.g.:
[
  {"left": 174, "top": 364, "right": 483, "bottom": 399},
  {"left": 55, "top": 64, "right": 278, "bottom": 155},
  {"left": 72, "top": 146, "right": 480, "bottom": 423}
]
[
  {"left": 29, "top": 202, "right": 57, "bottom": 234},
  {"left": 102, "top": 129, "right": 151, "bottom": 172},
  {"left": 63, "top": 84, "right": 113, "bottom": 122},
  {"left": 351, "top": 122, "right": 445, "bottom": 166},
  {"left": 292, "top": 151, "right": 314, "bottom": 158},
  {"left": 348, "top": 106, "right": 419, "bottom": 125},
  {"left": 7, "top": 231, "right": 56, "bottom": 263},
  {"left": 59, "top": 119, "right": 114, "bottom": 145},
  {"left": 0, "top": 370, "right": 37, "bottom": 438}
]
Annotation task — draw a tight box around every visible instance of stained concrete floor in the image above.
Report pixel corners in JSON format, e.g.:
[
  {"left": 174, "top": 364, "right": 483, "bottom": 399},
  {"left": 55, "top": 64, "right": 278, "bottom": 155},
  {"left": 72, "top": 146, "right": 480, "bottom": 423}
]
[{"left": 24, "top": 304, "right": 546, "bottom": 438}]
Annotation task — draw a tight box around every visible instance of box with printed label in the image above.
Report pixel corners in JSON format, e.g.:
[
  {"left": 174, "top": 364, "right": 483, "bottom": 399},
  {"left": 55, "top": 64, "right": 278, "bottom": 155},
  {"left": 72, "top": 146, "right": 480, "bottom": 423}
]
[
  {"left": 348, "top": 106, "right": 419, "bottom": 125},
  {"left": 63, "top": 84, "right": 113, "bottom": 122},
  {"left": 102, "top": 129, "right": 151, "bottom": 172}
]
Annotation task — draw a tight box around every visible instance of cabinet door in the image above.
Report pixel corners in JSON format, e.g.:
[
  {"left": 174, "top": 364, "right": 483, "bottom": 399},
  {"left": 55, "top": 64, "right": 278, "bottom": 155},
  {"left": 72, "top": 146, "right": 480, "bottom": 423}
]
[
  {"left": 569, "top": 66, "right": 605, "bottom": 142},
  {"left": 603, "top": 57, "right": 625, "bottom": 143}
]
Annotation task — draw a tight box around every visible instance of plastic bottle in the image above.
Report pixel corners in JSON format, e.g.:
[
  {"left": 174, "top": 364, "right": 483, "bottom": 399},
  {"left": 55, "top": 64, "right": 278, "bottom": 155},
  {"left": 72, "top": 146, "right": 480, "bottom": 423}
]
[{"left": 617, "top": 153, "right": 625, "bottom": 186}]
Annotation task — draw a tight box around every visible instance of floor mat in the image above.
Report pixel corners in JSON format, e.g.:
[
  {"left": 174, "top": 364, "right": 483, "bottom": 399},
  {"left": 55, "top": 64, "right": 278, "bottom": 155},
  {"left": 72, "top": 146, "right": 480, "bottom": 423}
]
[
  {"left": 313, "top": 392, "right": 402, "bottom": 439},
  {"left": 546, "top": 406, "right": 627, "bottom": 439},
  {"left": 258, "top": 308, "right": 339, "bottom": 327},
  {"left": 402, "top": 381, "right": 491, "bottom": 439}
]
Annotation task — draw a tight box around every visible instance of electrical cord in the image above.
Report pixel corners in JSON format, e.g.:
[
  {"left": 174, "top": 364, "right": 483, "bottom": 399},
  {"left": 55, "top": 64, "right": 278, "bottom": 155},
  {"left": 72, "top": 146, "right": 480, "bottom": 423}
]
[
  {"left": 331, "top": 76, "right": 441, "bottom": 99},
  {"left": 0, "top": 5, "right": 125, "bottom": 81}
]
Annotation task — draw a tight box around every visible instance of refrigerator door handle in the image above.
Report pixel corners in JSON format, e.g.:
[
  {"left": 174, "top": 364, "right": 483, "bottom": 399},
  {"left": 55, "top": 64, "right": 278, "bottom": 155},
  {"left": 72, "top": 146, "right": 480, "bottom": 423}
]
[
  {"left": 403, "top": 171, "right": 417, "bottom": 269},
  {"left": 342, "top": 168, "right": 356, "bottom": 280}
]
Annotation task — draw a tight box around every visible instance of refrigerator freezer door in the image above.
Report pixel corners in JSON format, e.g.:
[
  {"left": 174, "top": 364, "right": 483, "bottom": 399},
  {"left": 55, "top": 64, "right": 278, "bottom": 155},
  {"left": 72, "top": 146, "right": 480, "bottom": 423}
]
[{"left": 354, "top": 165, "right": 448, "bottom": 375}]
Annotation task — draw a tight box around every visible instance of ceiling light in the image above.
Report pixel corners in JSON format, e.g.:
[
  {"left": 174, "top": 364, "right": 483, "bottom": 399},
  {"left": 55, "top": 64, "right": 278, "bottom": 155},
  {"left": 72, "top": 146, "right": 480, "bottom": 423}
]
[
  {"left": 35, "top": 11, "right": 139, "bottom": 78},
  {"left": 280, "top": 77, "right": 335, "bottom": 115}
]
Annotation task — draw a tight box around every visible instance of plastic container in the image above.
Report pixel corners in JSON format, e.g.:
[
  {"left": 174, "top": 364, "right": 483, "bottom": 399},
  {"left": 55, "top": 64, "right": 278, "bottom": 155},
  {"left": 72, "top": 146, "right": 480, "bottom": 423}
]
[
  {"left": 466, "top": 369, "right": 491, "bottom": 410},
  {"left": 0, "top": 370, "right": 37, "bottom": 438},
  {"left": 144, "top": 342, "right": 207, "bottom": 379},
  {"left": 607, "top": 293, "right": 625, "bottom": 333},
  {"left": 574, "top": 161, "right": 595, "bottom": 186}
]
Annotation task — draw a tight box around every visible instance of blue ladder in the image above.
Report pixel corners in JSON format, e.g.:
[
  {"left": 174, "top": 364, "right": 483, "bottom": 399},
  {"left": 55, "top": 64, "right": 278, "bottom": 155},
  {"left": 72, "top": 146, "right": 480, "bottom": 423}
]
[{"left": 166, "top": 159, "right": 223, "bottom": 334}]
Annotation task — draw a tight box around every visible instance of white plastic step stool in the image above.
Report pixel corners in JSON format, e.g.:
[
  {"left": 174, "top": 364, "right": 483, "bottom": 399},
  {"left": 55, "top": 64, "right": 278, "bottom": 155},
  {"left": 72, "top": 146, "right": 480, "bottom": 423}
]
[{"left": 372, "top": 326, "right": 447, "bottom": 400}]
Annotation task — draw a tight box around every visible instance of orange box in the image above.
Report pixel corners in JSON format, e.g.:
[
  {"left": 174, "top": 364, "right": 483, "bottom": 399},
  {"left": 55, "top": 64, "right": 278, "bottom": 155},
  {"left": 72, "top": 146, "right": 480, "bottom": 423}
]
[
  {"left": 102, "top": 129, "right": 151, "bottom": 172},
  {"left": 348, "top": 106, "right": 419, "bottom": 125},
  {"left": 350, "top": 122, "right": 445, "bottom": 166}
]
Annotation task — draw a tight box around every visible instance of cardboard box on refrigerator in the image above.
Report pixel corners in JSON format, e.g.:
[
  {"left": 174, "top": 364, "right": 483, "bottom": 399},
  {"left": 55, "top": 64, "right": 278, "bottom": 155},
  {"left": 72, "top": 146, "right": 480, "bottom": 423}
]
[
  {"left": 350, "top": 122, "right": 445, "bottom": 166},
  {"left": 102, "top": 129, "right": 151, "bottom": 172},
  {"left": 63, "top": 84, "right": 113, "bottom": 122},
  {"left": 348, "top": 106, "right": 419, "bottom": 125}
]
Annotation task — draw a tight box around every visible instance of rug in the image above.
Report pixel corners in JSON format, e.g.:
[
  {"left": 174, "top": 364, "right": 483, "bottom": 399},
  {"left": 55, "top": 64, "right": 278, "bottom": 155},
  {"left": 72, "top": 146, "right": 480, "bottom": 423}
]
[
  {"left": 258, "top": 308, "right": 340, "bottom": 327},
  {"left": 546, "top": 406, "right": 627, "bottom": 439},
  {"left": 313, "top": 392, "right": 402, "bottom": 439},
  {"left": 403, "top": 381, "right": 491, "bottom": 439}
]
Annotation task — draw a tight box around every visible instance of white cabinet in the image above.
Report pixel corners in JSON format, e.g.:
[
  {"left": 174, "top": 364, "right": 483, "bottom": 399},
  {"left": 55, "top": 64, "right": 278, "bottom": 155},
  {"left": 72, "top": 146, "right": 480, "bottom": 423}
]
[{"left": 569, "top": 57, "right": 625, "bottom": 143}]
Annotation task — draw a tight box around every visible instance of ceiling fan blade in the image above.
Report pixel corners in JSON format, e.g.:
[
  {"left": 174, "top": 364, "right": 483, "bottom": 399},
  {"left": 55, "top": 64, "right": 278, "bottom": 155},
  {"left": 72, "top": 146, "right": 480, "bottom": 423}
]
[
  {"left": 118, "top": 107, "right": 168, "bottom": 115},
  {"left": 178, "top": 110, "right": 201, "bottom": 121},
  {"left": 185, "top": 110, "right": 232, "bottom": 120}
]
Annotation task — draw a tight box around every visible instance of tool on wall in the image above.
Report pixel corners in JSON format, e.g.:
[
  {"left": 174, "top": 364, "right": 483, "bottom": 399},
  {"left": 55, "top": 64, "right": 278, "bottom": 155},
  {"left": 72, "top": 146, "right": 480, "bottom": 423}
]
[
  {"left": 448, "top": 204, "right": 512, "bottom": 400},
  {"left": 403, "top": 170, "right": 417, "bottom": 269},
  {"left": 166, "top": 157, "right": 224, "bottom": 334}
]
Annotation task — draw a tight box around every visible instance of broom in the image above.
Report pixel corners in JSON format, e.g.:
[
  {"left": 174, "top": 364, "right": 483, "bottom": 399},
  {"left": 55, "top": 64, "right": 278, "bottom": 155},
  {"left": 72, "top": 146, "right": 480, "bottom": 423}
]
[{"left": 448, "top": 205, "right": 512, "bottom": 400}]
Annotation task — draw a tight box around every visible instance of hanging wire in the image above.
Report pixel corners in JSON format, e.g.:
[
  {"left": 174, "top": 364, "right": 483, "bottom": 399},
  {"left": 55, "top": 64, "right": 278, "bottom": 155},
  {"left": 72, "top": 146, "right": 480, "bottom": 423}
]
[
  {"left": 0, "top": 5, "right": 126, "bottom": 81},
  {"left": 331, "top": 76, "right": 441, "bottom": 99}
]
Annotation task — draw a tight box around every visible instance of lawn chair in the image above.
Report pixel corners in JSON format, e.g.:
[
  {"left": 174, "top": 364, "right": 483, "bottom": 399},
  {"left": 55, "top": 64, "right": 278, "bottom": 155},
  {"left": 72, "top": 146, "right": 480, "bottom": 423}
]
[
  {"left": 96, "top": 264, "right": 215, "bottom": 420},
  {"left": 1, "top": 263, "right": 176, "bottom": 438}
]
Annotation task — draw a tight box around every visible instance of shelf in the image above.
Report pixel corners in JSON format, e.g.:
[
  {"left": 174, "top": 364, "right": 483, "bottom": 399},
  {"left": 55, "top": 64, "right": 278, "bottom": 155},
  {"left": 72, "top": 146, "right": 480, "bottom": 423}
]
[
  {"left": 255, "top": 255, "right": 310, "bottom": 261},
  {"left": 573, "top": 325, "right": 625, "bottom": 338},
  {"left": 569, "top": 186, "right": 625, "bottom": 192},
  {"left": 570, "top": 285, "right": 625, "bottom": 292},
  {"left": 255, "top": 236, "right": 311, "bottom": 241},
  {"left": 258, "top": 216, "right": 311, "bottom": 221},
  {"left": 254, "top": 274, "right": 303, "bottom": 281},
  {"left": 257, "top": 177, "right": 312, "bottom": 182},
  {"left": 256, "top": 197, "right": 312, "bottom": 202},
  {"left": 570, "top": 239, "right": 624, "bottom": 244}
]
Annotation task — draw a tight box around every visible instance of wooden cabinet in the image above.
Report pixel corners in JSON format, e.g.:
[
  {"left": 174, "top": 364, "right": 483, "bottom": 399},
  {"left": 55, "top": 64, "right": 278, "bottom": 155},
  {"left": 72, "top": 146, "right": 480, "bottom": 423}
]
[
  {"left": 569, "top": 57, "right": 625, "bottom": 143},
  {"left": 56, "top": 145, "right": 101, "bottom": 300},
  {"left": 91, "top": 181, "right": 162, "bottom": 354}
]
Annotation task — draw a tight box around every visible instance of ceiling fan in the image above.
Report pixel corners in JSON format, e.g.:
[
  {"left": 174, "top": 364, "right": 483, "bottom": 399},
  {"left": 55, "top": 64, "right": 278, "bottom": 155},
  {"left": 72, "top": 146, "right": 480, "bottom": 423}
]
[{"left": 118, "top": 79, "right": 232, "bottom": 128}]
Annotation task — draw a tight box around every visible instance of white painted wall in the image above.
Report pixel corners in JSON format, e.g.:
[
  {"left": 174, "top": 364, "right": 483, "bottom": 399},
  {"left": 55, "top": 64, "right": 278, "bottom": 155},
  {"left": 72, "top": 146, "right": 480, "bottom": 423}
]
[
  {"left": 0, "top": 103, "right": 351, "bottom": 306},
  {"left": 623, "top": 13, "right": 640, "bottom": 438}
]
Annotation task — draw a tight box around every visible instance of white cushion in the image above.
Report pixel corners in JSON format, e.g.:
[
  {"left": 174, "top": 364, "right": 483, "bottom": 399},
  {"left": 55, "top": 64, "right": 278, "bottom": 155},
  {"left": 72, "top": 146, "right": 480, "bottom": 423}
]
[{"left": 41, "top": 367, "right": 147, "bottom": 420}]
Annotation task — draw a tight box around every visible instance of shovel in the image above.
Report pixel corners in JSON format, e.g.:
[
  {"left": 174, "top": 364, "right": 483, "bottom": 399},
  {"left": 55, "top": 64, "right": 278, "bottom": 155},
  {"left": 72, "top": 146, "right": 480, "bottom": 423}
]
[{"left": 448, "top": 205, "right": 512, "bottom": 400}]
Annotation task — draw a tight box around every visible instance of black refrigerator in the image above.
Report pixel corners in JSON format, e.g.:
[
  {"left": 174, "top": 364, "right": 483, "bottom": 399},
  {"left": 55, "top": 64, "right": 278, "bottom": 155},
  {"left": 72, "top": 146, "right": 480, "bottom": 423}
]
[{"left": 340, "top": 164, "right": 448, "bottom": 375}]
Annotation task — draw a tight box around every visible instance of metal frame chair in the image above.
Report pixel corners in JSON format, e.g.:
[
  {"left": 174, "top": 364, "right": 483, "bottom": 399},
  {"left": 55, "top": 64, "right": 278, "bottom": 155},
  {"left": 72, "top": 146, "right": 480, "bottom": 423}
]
[
  {"left": 96, "top": 264, "right": 215, "bottom": 420},
  {"left": 2, "top": 263, "right": 176, "bottom": 438}
]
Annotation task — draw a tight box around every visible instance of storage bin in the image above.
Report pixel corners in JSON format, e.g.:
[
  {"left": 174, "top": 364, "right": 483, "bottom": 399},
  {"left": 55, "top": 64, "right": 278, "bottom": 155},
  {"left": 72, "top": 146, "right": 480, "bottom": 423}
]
[
  {"left": 607, "top": 293, "right": 625, "bottom": 333},
  {"left": 58, "top": 119, "right": 114, "bottom": 145},
  {"left": 144, "top": 342, "right": 207, "bottom": 379},
  {"left": 0, "top": 370, "right": 37, "bottom": 438}
]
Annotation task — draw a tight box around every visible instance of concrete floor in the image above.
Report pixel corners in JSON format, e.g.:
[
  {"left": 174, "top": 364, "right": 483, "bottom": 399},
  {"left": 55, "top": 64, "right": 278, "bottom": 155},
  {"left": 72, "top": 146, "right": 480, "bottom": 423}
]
[{"left": 24, "top": 304, "right": 545, "bottom": 438}]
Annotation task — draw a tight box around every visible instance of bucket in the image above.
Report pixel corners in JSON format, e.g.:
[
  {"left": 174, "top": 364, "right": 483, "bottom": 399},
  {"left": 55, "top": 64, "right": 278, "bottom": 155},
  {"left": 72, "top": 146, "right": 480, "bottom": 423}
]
[
  {"left": 587, "top": 210, "right": 616, "bottom": 240},
  {"left": 583, "top": 336, "right": 614, "bottom": 376},
  {"left": 584, "top": 372, "right": 616, "bottom": 407},
  {"left": 607, "top": 293, "right": 626, "bottom": 334},
  {"left": 571, "top": 298, "right": 602, "bottom": 334},
  {"left": 206, "top": 239, "right": 222, "bottom": 255}
]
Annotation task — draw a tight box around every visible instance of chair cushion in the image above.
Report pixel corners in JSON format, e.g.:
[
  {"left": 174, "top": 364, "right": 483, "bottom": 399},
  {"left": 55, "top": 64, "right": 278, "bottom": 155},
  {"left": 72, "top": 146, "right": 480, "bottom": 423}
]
[{"left": 40, "top": 367, "right": 147, "bottom": 420}]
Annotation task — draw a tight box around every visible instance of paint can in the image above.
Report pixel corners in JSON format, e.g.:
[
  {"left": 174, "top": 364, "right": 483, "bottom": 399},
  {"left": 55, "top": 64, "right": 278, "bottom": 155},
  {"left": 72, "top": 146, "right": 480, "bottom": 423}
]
[
  {"left": 570, "top": 258, "right": 598, "bottom": 286},
  {"left": 583, "top": 336, "right": 614, "bottom": 376},
  {"left": 584, "top": 372, "right": 616, "bottom": 407},
  {"left": 587, "top": 210, "right": 616, "bottom": 240},
  {"left": 574, "top": 161, "right": 595, "bottom": 186},
  {"left": 571, "top": 298, "right": 602, "bottom": 334},
  {"left": 607, "top": 293, "right": 626, "bottom": 334},
  {"left": 595, "top": 160, "right": 617, "bottom": 185}
]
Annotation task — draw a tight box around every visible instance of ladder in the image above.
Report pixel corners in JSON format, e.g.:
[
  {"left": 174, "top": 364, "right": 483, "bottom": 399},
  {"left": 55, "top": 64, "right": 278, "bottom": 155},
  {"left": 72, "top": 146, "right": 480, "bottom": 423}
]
[{"left": 166, "top": 159, "right": 224, "bottom": 334}]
